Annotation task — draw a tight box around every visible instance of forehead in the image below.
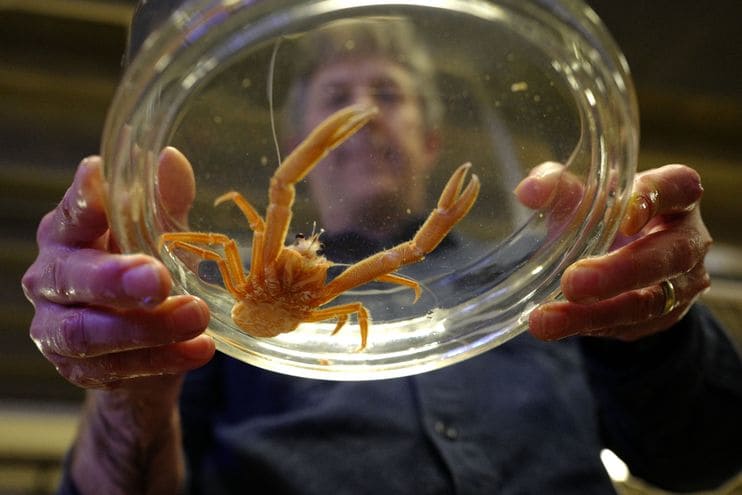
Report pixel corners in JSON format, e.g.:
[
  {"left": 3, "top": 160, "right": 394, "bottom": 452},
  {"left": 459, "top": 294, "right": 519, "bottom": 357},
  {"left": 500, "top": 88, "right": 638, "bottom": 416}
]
[{"left": 306, "top": 57, "right": 417, "bottom": 92}]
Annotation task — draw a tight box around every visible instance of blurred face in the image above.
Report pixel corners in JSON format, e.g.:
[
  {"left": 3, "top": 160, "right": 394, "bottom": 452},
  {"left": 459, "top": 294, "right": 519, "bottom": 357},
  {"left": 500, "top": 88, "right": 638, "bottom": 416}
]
[{"left": 300, "top": 57, "right": 440, "bottom": 238}]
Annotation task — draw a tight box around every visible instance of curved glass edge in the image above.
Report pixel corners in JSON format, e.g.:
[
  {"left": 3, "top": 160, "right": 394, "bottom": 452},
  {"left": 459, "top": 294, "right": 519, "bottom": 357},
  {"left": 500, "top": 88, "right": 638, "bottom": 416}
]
[
  {"left": 101, "top": 0, "right": 639, "bottom": 380},
  {"left": 208, "top": 316, "right": 529, "bottom": 381}
]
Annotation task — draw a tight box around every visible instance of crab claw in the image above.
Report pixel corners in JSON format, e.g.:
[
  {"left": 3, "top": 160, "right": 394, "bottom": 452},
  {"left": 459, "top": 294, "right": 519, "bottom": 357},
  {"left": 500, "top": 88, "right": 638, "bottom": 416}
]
[
  {"left": 439, "top": 162, "right": 479, "bottom": 215},
  {"left": 411, "top": 162, "right": 480, "bottom": 254},
  {"left": 261, "top": 104, "right": 379, "bottom": 266},
  {"left": 274, "top": 104, "right": 379, "bottom": 184},
  {"left": 316, "top": 162, "right": 480, "bottom": 306}
]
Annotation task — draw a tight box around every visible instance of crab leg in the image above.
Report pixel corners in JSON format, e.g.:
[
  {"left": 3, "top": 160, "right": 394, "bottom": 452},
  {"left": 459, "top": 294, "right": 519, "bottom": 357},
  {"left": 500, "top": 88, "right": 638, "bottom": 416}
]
[
  {"left": 261, "top": 104, "right": 379, "bottom": 268},
  {"left": 305, "top": 302, "right": 370, "bottom": 351},
  {"left": 159, "top": 234, "right": 247, "bottom": 297},
  {"left": 317, "top": 162, "right": 479, "bottom": 304},
  {"left": 373, "top": 273, "right": 422, "bottom": 302},
  {"left": 214, "top": 191, "right": 266, "bottom": 282}
]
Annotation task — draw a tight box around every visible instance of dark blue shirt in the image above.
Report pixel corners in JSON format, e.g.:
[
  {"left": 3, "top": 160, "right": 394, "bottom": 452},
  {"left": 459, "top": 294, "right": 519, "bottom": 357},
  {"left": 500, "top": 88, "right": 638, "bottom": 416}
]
[
  {"left": 57, "top": 304, "right": 742, "bottom": 494},
  {"left": 175, "top": 305, "right": 742, "bottom": 494}
]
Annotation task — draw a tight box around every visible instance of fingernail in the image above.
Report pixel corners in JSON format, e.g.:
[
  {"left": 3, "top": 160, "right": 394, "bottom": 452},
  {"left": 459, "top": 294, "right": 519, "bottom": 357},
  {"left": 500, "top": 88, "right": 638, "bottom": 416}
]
[
  {"left": 522, "top": 168, "right": 562, "bottom": 206},
  {"left": 170, "top": 299, "right": 209, "bottom": 335},
  {"left": 122, "top": 263, "right": 165, "bottom": 305},
  {"left": 563, "top": 265, "right": 602, "bottom": 303},
  {"left": 514, "top": 175, "right": 550, "bottom": 209},
  {"left": 621, "top": 193, "right": 652, "bottom": 235}
]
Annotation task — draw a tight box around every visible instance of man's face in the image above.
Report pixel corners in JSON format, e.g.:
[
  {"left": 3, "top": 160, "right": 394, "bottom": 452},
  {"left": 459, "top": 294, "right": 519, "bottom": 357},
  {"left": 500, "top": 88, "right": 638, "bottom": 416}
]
[{"left": 300, "top": 56, "right": 439, "bottom": 237}]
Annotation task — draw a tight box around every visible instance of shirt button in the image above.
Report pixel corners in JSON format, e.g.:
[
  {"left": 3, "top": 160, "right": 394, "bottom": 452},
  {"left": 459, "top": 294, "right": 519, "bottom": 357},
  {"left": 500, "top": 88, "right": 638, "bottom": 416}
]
[
  {"left": 434, "top": 420, "right": 458, "bottom": 441},
  {"left": 444, "top": 426, "right": 459, "bottom": 440}
]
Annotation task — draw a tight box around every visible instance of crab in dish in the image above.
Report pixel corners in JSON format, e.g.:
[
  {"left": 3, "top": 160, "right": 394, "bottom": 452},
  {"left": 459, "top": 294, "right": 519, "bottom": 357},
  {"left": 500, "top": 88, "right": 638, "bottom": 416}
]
[{"left": 159, "top": 104, "right": 479, "bottom": 350}]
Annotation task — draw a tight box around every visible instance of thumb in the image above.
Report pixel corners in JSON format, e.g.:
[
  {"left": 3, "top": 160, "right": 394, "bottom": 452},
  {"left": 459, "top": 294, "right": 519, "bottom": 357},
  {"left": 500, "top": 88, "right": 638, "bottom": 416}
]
[{"left": 157, "top": 147, "right": 196, "bottom": 227}]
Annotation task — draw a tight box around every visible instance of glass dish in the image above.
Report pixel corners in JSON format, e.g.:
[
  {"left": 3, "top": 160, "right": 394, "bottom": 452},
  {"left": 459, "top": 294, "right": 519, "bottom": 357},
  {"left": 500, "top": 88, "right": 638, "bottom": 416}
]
[{"left": 102, "top": 0, "right": 638, "bottom": 380}]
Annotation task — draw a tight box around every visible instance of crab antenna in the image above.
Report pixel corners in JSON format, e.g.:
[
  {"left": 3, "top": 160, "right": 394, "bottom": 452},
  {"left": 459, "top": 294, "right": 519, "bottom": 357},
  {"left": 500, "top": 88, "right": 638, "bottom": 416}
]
[{"left": 268, "top": 36, "right": 283, "bottom": 166}]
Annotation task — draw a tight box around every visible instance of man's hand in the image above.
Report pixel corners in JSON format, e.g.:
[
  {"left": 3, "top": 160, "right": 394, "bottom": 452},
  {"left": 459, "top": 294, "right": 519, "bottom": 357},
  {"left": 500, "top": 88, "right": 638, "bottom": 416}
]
[
  {"left": 515, "top": 162, "right": 711, "bottom": 341},
  {"left": 21, "top": 149, "right": 215, "bottom": 494}
]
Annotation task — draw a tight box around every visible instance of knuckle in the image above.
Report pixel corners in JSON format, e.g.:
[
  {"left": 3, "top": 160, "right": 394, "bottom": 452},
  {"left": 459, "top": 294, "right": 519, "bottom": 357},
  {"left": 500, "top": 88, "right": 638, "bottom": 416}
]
[
  {"left": 36, "top": 210, "right": 58, "bottom": 243},
  {"left": 690, "top": 265, "right": 711, "bottom": 293},
  {"left": 688, "top": 231, "right": 710, "bottom": 255},
  {"left": 46, "top": 353, "right": 89, "bottom": 388},
  {"left": 24, "top": 257, "right": 67, "bottom": 304},
  {"left": 27, "top": 306, "right": 87, "bottom": 361},
  {"left": 52, "top": 354, "right": 117, "bottom": 389},
  {"left": 22, "top": 258, "right": 58, "bottom": 306},
  {"left": 56, "top": 310, "right": 91, "bottom": 357},
  {"left": 637, "top": 286, "right": 664, "bottom": 320},
  {"left": 674, "top": 242, "right": 695, "bottom": 269},
  {"left": 21, "top": 267, "right": 40, "bottom": 303},
  {"left": 672, "top": 234, "right": 704, "bottom": 272},
  {"left": 28, "top": 320, "right": 59, "bottom": 359},
  {"left": 29, "top": 315, "right": 51, "bottom": 355},
  {"left": 29, "top": 308, "right": 122, "bottom": 389}
]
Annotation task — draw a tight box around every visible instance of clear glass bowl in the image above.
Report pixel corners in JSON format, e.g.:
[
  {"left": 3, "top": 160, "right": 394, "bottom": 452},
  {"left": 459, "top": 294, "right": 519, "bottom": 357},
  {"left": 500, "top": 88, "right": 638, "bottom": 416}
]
[{"left": 102, "top": 0, "right": 638, "bottom": 380}]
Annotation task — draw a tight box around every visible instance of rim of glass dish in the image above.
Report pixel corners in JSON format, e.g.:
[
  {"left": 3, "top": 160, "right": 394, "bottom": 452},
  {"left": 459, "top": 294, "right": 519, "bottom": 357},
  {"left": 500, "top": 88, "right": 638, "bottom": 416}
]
[{"left": 102, "top": 0, "right": 638, "bottom": 380}]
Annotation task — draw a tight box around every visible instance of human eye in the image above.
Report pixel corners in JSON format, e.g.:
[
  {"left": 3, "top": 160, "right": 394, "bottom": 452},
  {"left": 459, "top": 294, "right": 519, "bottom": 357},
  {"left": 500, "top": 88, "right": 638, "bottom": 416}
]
[
  {"left": 375, "top": 89, "right": 404, "bottom": 106},
  {"left": 371, "top": 82, "right": 405, "bottom": 106},
  {"left": 319, "top": 86, "right": 352, "bottom": 111}
]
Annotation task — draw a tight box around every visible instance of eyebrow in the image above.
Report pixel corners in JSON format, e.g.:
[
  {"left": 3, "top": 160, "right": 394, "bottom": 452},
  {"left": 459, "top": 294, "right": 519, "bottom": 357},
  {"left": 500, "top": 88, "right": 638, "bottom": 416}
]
[{"left": 316, "top": 75, "right": 409, "bottom": 93}]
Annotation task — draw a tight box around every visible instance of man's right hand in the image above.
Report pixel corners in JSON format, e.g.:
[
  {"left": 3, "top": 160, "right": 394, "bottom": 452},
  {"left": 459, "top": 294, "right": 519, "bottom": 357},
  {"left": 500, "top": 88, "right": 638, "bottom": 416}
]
[{"left": 21, "top": 149, "right": 215, "bottom": 494}]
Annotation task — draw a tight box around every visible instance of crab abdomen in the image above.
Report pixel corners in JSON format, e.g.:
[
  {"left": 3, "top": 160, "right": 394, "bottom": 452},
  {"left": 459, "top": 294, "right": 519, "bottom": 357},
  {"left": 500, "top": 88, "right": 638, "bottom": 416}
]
[{"left": 231, "top": 299, "right": 310, "bottom": 337}]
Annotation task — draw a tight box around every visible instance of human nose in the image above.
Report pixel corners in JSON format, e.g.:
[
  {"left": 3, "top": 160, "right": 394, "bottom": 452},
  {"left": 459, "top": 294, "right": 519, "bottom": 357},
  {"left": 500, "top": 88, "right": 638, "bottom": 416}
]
[{"left": 350, "top": 87, "right": 379, "bottom": 111}]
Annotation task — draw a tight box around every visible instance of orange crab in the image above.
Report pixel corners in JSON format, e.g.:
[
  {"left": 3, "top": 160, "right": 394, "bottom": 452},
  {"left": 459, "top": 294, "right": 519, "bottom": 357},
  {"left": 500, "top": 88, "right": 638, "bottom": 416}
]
[{"left": 159, "top": 104, "right": 479, "bottom": 350}]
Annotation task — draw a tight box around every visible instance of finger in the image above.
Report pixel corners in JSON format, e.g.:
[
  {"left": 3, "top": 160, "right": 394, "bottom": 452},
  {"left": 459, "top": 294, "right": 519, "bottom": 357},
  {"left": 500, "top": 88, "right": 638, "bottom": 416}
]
[
  {"left": 530, "top": 286, "right": 669, "bottom": 340},
  {"left": 48, "top": 335, "right": 215, "bottom": 389},
  {"left": 531, "top": 264, "right": 709, "bottom": 341},
  {"left": 40, "top": 157, "right": 109, "bottom": 246},
  {"left": 513, "top": 162, "right": 585, "bottom": 237},
  {"left": 620, "top": 164, "right": 704, "bottom": 236},
  {"left": 580, "top": 300, "right": 694, "bottom": 341},
  {"left": 157, "top": 147, "right": 196, "bottom": 227},
  {"left": 513, "top": 162, "right": 566, "bottom": 209},
  {"left": 561, "top": 215, "right": 709, "bottom": 303},
  {"left": 25, "top": 249, "right": 171, "bottom": 308},
  {"left": 30, "top": 295, "right": 209, "bottom": 358}
]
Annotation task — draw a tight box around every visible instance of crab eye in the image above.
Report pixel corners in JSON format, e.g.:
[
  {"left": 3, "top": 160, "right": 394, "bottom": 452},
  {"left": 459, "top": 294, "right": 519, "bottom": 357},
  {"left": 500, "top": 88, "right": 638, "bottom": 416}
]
[{"left": 295, "top": 233, "right": 305, "bottom": 240}]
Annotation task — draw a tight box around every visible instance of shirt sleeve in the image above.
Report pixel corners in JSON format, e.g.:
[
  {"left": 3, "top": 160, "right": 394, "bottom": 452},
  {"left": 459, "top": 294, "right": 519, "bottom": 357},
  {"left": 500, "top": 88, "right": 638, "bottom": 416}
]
[{"left": 579, "top": 303, "right": 742, "bottom": 492}]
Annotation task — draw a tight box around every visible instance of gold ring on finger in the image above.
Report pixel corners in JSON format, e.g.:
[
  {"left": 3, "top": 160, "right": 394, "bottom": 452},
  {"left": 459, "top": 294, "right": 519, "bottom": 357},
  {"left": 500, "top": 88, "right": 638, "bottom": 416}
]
[{"left": 660, "top": 279, "right": 678, "bottom": 317}]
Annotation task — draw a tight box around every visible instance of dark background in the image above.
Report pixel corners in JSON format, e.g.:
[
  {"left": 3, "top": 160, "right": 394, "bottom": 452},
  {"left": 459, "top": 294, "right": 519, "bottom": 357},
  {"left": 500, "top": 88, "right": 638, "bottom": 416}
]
[{"left": 0, "top": 1, "right": 740, "bottom": 492}]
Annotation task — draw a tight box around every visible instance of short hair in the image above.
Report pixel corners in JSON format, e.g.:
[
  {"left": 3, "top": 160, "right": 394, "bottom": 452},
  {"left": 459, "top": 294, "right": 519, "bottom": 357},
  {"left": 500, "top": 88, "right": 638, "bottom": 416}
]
[
  {"left": 281, "top": 17, "right": 443, "bottom": 136},
  {"left": 127, "top": 6, "right": 442, "bottom": 136}
]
